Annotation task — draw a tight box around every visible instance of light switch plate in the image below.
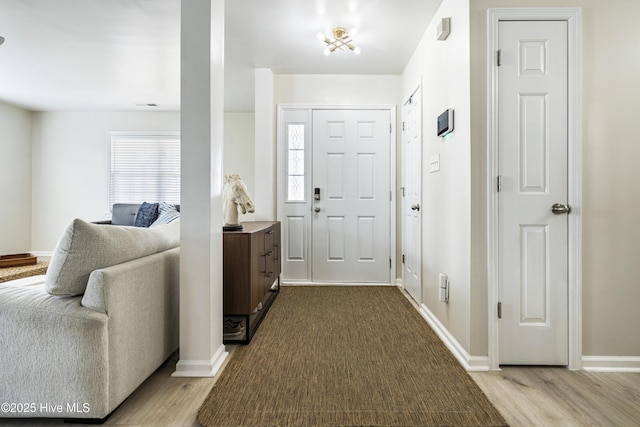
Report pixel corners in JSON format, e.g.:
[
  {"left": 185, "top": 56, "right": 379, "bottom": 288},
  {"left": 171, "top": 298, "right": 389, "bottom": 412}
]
[
  {"left": 429, "top": 154, "right": 440, "bottom": 173},
  {"left": 437, "top": 17, "right": 451, "bottom": 40}
]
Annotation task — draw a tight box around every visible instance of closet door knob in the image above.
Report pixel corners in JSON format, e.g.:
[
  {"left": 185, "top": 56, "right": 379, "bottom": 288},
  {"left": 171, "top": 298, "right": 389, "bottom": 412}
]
[{"left": 551, "top": 203, "right": 571, "bottom": 215}]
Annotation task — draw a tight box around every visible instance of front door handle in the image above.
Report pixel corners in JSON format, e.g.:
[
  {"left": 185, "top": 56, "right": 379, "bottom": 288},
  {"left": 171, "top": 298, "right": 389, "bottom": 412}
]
[
  {"left": 551, "top": 203, "right": 571, "bottom": 215},
  {"left": 314, "top": 206, "right": 321, "bottom": 213},
  {"left": 411, "top": 204, "right": 420, "bottom": 211}
]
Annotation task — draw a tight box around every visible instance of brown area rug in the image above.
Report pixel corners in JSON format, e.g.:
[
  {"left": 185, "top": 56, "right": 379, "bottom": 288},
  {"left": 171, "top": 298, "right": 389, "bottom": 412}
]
[
  {"left": 198, "top": 286, "right": 507, "bottom": 427},
  {"left": 0, "top": 261, "right": 48, "bottom": 283}
]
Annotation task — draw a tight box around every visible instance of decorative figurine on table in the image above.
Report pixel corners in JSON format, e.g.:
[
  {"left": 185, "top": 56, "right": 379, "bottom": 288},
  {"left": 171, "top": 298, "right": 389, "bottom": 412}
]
[{"left": 222, "top": 174, "right": 255, "bottom": 231}]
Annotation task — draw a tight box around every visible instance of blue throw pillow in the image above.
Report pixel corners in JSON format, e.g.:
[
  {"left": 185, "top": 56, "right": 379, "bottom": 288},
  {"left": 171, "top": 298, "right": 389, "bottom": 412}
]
[{"left": 134, "top": 202, "right": 159, "bottom": 227}]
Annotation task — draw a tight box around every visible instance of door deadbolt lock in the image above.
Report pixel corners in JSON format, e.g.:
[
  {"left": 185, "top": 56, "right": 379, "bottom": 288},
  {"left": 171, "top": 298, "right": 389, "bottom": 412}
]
[{"left": 551, "top": 203, "right": 571, "bottom": 215}]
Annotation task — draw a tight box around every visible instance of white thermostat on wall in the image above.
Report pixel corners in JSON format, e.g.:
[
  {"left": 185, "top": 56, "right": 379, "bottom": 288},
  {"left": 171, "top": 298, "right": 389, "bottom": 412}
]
[{"left": 437, "top": 108, "right": 454, "bottom": 137}]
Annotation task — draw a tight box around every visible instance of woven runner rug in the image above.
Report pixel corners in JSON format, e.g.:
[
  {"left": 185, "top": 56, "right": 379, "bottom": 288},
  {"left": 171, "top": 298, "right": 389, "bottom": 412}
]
[
  {"left": 198, "top": 286, "right": 507, "bottom": 427},
  {"left": 0, "top": 261, "right": 48, "bottom": 284}
]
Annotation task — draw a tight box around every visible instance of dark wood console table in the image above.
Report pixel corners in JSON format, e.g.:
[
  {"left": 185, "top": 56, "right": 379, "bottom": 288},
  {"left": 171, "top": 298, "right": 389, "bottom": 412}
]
[{"left": 223, "top": 221, "right": 281, "bottom": 344}]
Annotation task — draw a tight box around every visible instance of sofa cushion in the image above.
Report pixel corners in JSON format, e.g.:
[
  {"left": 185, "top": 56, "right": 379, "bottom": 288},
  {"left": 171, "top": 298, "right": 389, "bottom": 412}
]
[
  {"left": 150, "top": 202, "right": 180, "bottom": 227},
  {"left": 45, "top": 218, "right": 180, "bottom": 297},
  {"left": 111, "top": 203, "right": 141, "bottom": 226},
  {"left": 134, "top": 202, "right": 159, "bottom": 227}
]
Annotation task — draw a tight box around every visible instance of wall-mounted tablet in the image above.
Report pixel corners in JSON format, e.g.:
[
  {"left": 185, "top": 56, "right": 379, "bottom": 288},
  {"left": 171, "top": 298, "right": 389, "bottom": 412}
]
[{"left": 437, "top": 108, "right": 454, "bottom": 137}]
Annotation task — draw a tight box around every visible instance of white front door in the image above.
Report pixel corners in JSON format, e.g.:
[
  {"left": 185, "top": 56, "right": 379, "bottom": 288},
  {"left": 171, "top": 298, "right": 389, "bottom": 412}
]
[
  {"left": 498, "top": 20, "right": 569, "bottom": 365},
  {"left": 402, "top": 88, "right": 422, "bottom": 302},
  {"left": 311, "top": 109, "right": 391, "bottom": 282}
]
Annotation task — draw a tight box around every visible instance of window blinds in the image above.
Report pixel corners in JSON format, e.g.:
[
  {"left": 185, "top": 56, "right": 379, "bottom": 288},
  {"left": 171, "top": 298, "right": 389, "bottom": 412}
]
[{"left": 109, "top": 132, "right": 180, "bottom": 207}]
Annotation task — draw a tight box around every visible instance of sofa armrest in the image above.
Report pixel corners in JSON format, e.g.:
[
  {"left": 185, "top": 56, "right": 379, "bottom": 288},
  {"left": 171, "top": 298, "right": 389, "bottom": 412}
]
[
  {"left": 81, "top": 247, "right": 180, "bottom": 410},
  {"left": 0, "top": 282, "right": 110, "bottom": 418}
]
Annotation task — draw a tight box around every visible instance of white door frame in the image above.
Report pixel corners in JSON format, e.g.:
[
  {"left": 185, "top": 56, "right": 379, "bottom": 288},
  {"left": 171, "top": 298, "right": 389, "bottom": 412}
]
[
  {"left": 487, "top": 8, "right": 583, "bottom": 370},
  {"left": 277, "top": 104, "right": 397, "bottom": 284},
  {"left": 401, "top": 83, "right": 422, "bottom": 302}
]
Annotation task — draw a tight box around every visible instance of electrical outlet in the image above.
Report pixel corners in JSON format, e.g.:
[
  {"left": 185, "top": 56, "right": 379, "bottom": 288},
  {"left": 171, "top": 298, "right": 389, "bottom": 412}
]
[{"left": 439, "top": 273, "right": 449, "bottom": 303}]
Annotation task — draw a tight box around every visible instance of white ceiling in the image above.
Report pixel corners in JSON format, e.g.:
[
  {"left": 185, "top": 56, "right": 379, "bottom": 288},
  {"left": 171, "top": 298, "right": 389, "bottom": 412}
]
[{"left": 0, "top": 0, "right": 441, "bottom": 112}]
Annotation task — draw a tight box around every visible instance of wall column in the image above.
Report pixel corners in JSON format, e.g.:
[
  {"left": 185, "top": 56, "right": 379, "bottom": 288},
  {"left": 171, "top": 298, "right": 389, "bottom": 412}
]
[
  {"left": 173, "top": 0, "right": 227, "bottom": 377},
  {"left": 254, "top": 68, "right": 276, "bottom": 220}
]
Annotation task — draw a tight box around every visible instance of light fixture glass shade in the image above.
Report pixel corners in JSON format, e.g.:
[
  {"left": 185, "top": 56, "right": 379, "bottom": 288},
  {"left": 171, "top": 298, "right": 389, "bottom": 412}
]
[
  {"left": 323, "top": 46, "right": 331, "bottom": 56},
  {"left": 353, "top": 46, "right": 361, "bottom": 55}
]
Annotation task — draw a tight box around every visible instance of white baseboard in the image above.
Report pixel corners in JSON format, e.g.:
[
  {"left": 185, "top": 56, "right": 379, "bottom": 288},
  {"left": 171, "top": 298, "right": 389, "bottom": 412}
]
[
  {"left": 403, "top": 289, "right": 639, "bottom": 373},
  {"left": 281, "top": 281, "right": 394, "bottom": 286},
  {"left": 418, "top": 303, "right": 490, "bottom": 372},
  {"left": 582, "top": 356, "right": 640, "bottom": 372},
  {"left": 172, "top": 344, "right": 228, "bottom": 377},
  {"left": 31, "top": 251, "right": 54, "bottom": 258},
  {"left": 411, "top": 307, "right": 640, "bottom": 372}
]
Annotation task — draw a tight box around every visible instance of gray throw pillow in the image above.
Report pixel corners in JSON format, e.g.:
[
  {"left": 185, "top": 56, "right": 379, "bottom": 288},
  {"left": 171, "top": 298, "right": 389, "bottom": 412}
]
[{"left": 45, "top": 218, "right": 180, "bottom": 296}]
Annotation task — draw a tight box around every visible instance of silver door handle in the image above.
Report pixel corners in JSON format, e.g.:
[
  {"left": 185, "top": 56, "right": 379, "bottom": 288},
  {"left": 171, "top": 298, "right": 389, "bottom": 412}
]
[
  {"left": 410, "top": 204, "right": 420, "bottom": 211},
  {"left": 551, "top": 203, "right": 571, "bottom": 215},
  {"left": 314, "top": 207, "right": 321, "bottom": 213}
]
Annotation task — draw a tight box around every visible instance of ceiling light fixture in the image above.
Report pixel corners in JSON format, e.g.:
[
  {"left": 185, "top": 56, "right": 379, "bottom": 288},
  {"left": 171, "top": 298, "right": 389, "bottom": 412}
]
[{"left": 316, "top": 27, "right": 361, "bottom": 56}]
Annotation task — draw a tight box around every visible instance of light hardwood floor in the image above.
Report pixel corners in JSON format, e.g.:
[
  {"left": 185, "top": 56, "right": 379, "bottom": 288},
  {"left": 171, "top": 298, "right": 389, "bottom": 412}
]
[
  {"left": 3, "top": 350, "right": 639, "bottom": 426},
  {"left": 470, "top": 367, "right": 640, "bottom": 426}
]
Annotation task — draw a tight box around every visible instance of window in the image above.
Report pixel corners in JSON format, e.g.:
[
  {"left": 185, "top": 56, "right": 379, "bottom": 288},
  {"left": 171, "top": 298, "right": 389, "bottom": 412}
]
[
  {"left": 109, "top": 132, "right": 180, "bottom": 207},
  {"left": 286, "top": 124, "right": 305, "bottom": 202}
]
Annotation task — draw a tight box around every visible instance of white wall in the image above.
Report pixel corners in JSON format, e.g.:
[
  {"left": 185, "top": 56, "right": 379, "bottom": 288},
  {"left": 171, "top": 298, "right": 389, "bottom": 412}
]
[
  {"left": 12, "top": 109, "right": 253, "bottom": 254},
  {"left": 470, "top": 0, "right": 640, "bottom": 359},
  {"left": 224, "top": 112, "right": 255, "bottom": 222},
  {"left": 0, "top": 102, "right": 32, "bottom": 254},
  {"left": 5, "top": 76, "right": 401, "bottom": 255},
  {"left": 402, "top": 0, "right": 472, "bottom": 352},
  {"left": 254, "top": 69, "right": 276, "bottom": 220},
  {"left": 275, "top": 74, "right": 400, "bottom": 106},
  {"left": 404, "top": 0, "right": 640, "bottom": 363},
  {"left": 30, "top": 111, "right": 180, "bottom": 251}
]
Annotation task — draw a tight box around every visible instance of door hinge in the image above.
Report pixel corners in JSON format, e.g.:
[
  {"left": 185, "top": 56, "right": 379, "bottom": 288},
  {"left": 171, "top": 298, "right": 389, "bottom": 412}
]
[
  {"left": 497, "top": 302, "right": 502, "bottom": 319},
  {"left": 402, "top": 254, "right": 405, "bottom": 264},
  {"left": 497, "top": 49, "right": 502, "bottom": 66},
  {"left": 402, "top": 121, "right": 405, "bottom": 131},
  {"left": 400, "top": 186, "right": 405, "bottom": 197},
  {"left": 389, "top": 257, "right": 392, "bottom": 269},
  {"left": 390, "top": 191, "right": 393, "bottom": 201},
  {"left": 390, "top": 123, "right": 393, "bottom": 133},
  {"left": 497, "top": 175, "right": 502, "bottom": 192}
]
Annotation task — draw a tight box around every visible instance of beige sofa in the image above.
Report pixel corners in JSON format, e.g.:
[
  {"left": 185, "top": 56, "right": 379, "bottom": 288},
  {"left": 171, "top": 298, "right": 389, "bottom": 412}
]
[{"left": 0, "top": 219, "right": 180, "bottom": 421}]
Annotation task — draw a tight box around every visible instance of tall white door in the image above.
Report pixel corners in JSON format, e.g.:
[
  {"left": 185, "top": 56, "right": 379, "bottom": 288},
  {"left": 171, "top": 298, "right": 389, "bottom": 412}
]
[
  {"left": 402, "top": 88, "right": 422, "bottom": 302},
  {"left": 312, "top": 109, "right": 391, "bottom": 282},
  {"left": 498, "top": 21, "right": 569, "bottom": 365}
]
